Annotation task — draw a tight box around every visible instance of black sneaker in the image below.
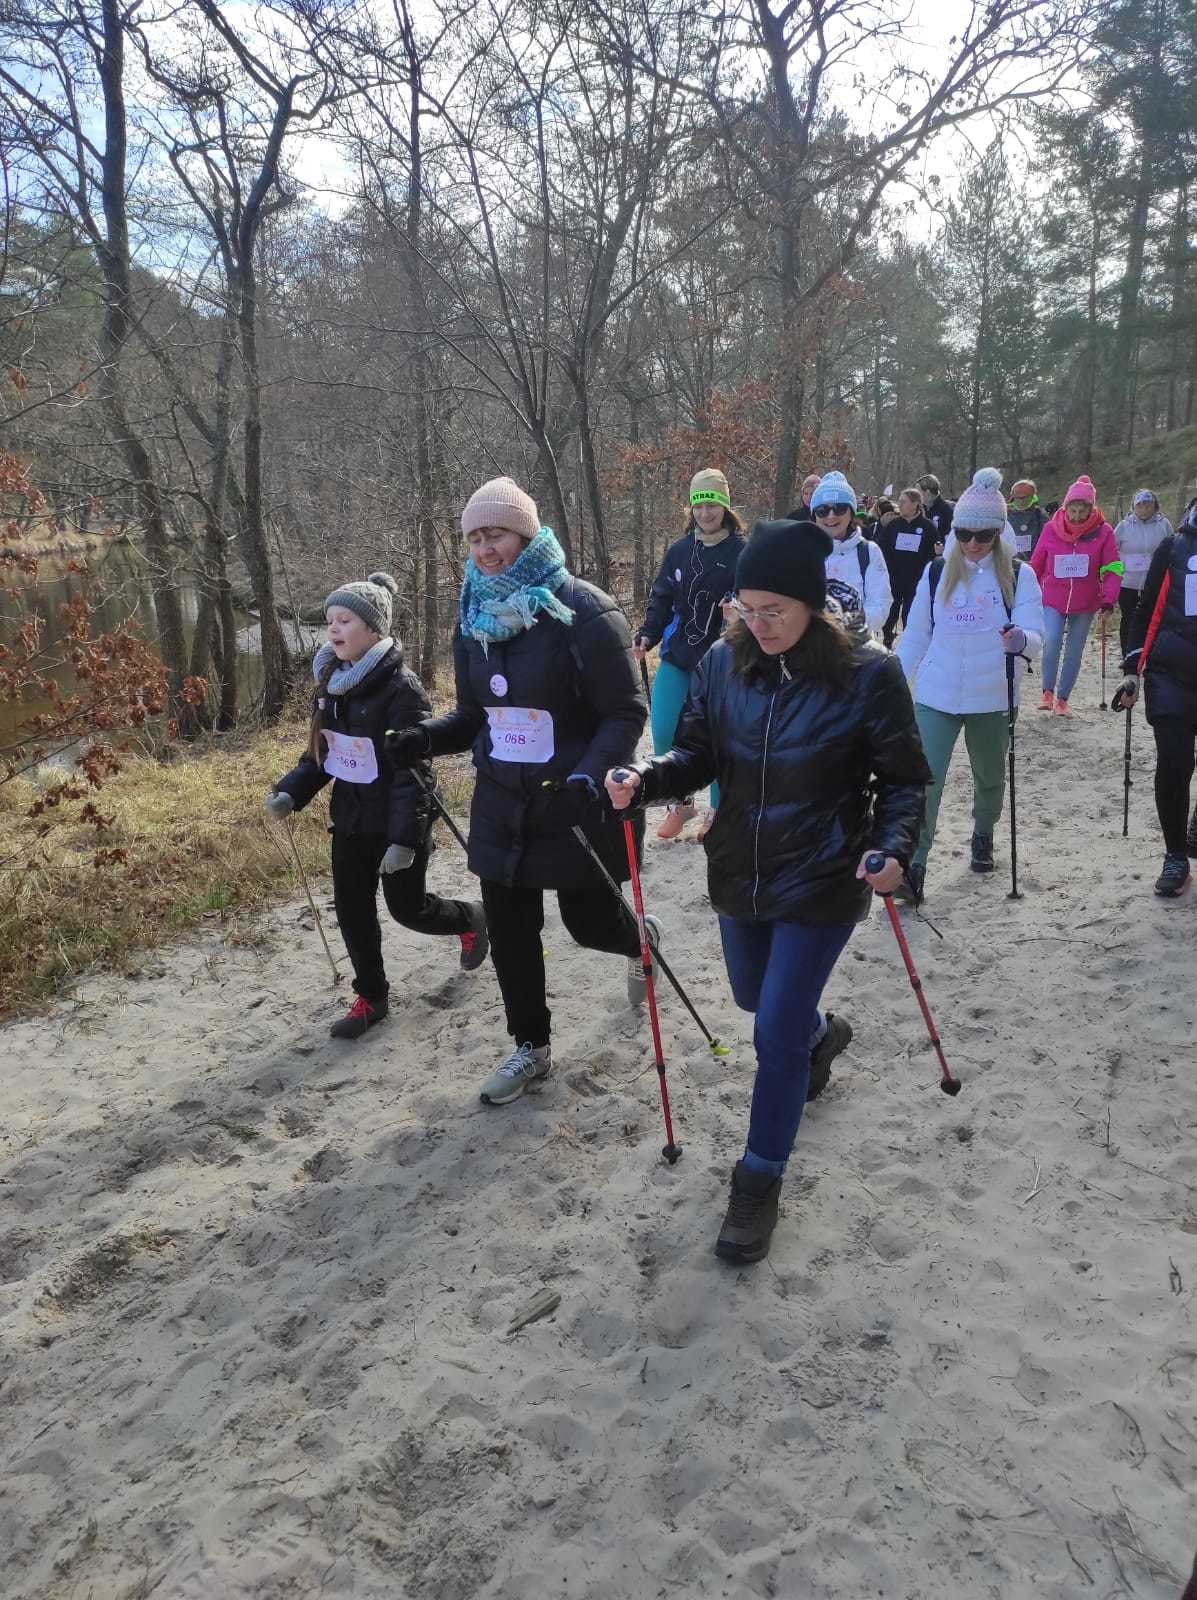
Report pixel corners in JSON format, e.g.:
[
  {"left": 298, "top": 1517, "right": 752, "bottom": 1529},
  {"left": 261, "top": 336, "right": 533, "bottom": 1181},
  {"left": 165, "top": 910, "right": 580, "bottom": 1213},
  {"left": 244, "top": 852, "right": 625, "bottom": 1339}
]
[
  {"left": 970, "top": 833, "right": 995, "bottom": 873},
  {"left": 892, "top": 863, "right": 925, "bottom": 905},
  {"left": 715, "top": 1162, "right": 782, "bottom": 1265},
  {"left": 330, "top": 994, "right": 389, "bottom": 1039},
  {"left": 459, "top": 902, "right": 490, "bottom": 972},
  {"left": 1154, "top": 854, "right": 1192, "bottom": 898},
  {"left": 1186, "top": 805, "right": 1197, "bottom": 857},
  {"left": 807, "top": 1012, "right": 853, "bottom": 1102}
]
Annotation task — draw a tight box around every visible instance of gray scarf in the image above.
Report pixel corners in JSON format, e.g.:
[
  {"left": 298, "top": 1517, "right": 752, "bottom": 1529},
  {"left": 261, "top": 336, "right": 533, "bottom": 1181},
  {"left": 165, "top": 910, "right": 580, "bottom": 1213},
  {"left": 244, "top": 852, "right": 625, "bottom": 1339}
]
[{"left": 313, "top": 637, "right": 394, "bottom": 695}]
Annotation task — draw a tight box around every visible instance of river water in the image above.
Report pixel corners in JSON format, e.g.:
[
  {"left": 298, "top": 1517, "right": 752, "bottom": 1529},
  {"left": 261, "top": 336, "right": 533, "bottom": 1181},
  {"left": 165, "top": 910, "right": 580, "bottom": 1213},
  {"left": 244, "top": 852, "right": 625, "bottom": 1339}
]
[{"left": 0, "top": 538, "right": 321, "bottom": 758}]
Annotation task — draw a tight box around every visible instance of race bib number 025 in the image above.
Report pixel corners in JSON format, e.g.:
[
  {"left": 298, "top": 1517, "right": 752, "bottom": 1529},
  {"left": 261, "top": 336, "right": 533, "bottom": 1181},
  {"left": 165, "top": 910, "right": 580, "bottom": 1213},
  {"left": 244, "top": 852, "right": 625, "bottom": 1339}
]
[
  {"left": 322, "top": 729, "right": 379, "bottom": 784},
  {"left": 486, "top": 706, "right": 556, "bottom": 763}
]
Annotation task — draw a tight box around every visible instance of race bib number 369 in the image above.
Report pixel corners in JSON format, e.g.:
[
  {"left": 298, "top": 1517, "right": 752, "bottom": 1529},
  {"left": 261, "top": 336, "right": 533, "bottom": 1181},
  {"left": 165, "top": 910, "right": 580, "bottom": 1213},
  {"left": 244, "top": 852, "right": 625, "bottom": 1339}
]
[
  {"left": 486, "top": 706, "right": 556, "bottom": 764},
  {"left": 323, "top": 729, "right": 379, "bottom": 784}
]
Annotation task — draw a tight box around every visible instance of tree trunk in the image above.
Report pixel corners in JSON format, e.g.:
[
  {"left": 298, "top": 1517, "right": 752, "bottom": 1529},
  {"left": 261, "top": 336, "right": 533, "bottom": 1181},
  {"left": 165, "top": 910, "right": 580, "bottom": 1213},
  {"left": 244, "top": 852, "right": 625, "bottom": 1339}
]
[
  {"left": 630, "top": 396, "right": 646, "bottom": 614},
  {"left": 1104, "top": 136, "right": 1156, "bottom": 446},
  {"left": 576, "top": 372, "right": 609, "bottom": 587}
]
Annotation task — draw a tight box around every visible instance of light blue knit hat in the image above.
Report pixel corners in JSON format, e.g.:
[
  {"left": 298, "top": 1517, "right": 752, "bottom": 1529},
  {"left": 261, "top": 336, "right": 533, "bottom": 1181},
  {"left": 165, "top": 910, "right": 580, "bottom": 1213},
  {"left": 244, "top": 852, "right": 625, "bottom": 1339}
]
[
  {"left": 953, "top": 467, "right": 1007, "bottom": 531},
  {"left": 810, "top": 471, "right": 857, "bottom": 513}
]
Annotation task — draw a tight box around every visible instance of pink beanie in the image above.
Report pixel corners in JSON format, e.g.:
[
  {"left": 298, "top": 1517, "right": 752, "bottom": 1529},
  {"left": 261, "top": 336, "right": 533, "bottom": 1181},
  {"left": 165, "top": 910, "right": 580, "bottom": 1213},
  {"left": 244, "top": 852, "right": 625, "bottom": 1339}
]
[
  {"left": 1064, "top": 474, "right": 1097, "bottom": 506},
  {"left": 461, "top": 476, "right": 540, "bottom": 540}
]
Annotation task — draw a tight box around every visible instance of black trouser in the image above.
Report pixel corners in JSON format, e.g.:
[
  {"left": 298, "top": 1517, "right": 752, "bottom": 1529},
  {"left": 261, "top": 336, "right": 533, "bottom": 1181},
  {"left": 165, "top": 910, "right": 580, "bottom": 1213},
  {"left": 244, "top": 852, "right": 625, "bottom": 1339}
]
[
  {"left": 332, "top": 831, "right": 473, "bottom": 1001},
  {"left": 1118, "top": 587, "right": 1142, "bottom": 658},
  {"left": 882, "top": 588, "right": 916, "bottom": 648},
  {"left": 481, "top": 878, "right": 641, "bottom": 1048},
  {"left": 1151, "top": 715, "right": 1197, "bottom": 856}
]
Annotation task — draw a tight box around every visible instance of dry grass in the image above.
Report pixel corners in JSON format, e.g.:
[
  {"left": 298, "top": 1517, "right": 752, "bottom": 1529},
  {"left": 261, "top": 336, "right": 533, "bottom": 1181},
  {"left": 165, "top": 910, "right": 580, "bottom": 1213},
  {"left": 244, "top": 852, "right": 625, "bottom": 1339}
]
[
  {"left": 0, "top": 708, "right": 477, "bottom": 1022},
  {"left": 1039, "top": 423, "right": 1197, "bottom": 519}
]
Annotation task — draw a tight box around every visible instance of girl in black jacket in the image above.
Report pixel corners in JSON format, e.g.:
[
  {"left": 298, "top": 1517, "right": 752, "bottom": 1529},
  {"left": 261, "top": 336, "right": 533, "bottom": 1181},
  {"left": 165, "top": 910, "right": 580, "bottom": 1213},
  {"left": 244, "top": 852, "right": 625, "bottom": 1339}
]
[
  {"left": 607, "top": 520, "right": 930, "bottom": 1264},
  {"left": 267, "top": 571, "right": 488, "bottom": 1039},
  {"left": 1116, "top": 499, "right": 1197, "bottom": 897},
  {"left": 386, "top": 478, "right": 650, "bottom": 1106}
]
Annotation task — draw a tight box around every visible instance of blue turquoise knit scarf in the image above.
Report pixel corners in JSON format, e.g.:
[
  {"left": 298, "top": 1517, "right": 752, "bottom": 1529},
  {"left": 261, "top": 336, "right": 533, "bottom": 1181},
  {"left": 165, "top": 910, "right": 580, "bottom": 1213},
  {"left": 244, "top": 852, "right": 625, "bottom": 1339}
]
[
  {"left": 459, "top": 527, "right": 574, "bottom": 652},
  {"left": 313, "top": 637, "right": 394, "bottom": 694}
]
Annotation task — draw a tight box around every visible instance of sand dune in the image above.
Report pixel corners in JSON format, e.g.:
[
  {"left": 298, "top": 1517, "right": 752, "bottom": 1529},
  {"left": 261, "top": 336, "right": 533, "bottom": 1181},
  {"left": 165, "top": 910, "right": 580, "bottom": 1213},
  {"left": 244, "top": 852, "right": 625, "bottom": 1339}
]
[{"left": 2, "top": 637, "right": 1194, "bottom": 1599}]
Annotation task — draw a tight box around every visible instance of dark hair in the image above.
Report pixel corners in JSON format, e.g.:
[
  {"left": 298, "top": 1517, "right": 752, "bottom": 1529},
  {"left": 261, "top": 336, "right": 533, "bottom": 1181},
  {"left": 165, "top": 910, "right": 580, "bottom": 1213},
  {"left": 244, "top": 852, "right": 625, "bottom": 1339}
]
[
  {"left": 683, "top": 505, "right": 747, "bottom": 538},
  {"left": 308, "top": 656, "right": 338, "bottom": 762},
  {"left": 726, "top": 611, "right": 856, "bottom": 689}
]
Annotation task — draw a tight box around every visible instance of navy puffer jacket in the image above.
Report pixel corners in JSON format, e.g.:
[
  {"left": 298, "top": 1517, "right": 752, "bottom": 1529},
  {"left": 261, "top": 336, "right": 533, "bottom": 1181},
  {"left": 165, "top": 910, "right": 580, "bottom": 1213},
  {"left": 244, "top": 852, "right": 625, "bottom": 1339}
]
[
  {"left": 635, "top": 634, "right": 930, "bottom": 924},
  {"left": 1124, "top": 518, "right": 1197, "bottom": 723}
]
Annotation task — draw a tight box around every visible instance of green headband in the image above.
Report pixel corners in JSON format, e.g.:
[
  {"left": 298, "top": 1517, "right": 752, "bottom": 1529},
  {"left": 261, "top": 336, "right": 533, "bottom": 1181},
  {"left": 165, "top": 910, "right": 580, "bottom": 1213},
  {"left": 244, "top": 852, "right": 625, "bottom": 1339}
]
[{"left": 691, "top": 489, "right": 731, "bottom": 509}]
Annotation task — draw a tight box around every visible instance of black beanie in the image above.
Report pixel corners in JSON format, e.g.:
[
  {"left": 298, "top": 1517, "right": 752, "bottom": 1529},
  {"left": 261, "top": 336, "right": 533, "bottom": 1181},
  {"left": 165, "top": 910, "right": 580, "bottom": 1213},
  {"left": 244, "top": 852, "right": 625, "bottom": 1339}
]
[{"left": 734, "top": 519, "right": 832, "bottom": 609}]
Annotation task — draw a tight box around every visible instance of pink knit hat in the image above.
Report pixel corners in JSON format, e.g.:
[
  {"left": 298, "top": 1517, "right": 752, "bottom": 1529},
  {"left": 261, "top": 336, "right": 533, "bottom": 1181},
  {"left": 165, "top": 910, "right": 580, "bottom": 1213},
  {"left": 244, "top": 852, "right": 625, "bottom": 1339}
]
[
  {"left": 1064, "top": 474, "right": 1097, "bottom": 506},
  {"left": 461, "top": 476, "right": 540, "bottom": 540}
]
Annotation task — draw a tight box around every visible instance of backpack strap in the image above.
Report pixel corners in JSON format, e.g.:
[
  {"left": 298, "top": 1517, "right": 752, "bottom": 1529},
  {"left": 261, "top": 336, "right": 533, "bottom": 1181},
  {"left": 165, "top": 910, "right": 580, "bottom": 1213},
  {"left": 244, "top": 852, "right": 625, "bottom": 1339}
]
[{"left": 857, "top": 540, "right": 870, "bottom": 591}]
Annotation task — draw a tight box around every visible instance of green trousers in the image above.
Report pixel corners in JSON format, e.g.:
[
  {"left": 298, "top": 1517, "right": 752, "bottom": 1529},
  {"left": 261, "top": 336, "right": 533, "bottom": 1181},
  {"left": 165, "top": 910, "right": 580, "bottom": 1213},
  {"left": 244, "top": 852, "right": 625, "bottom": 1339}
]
[{"left": 913, "top": 704, "right": 1012, "bottom": 866}]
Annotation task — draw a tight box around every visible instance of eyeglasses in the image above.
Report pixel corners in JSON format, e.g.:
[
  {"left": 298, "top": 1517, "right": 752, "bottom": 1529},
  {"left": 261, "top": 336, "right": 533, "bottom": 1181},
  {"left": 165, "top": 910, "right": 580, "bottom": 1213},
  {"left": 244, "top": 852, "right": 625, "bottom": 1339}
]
[
  {"left": 813, "top": 503, "right": 853, "bottom": 519},
  {"left": 730, "top": 600, "right": 792, "bottom": 625},
  {"left": 957, "top": 528, "right": 999, "bottom": 544}
]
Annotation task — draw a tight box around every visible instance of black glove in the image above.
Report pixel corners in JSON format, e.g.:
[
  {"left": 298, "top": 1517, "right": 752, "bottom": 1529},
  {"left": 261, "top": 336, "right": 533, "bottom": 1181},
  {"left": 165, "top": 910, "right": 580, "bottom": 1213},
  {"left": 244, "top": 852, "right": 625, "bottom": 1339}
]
[
  {"left": 384, "top": 723, "right": 432, "bottom": 767},
  {"left": 1101, "top": 602, "right": 1115, "bottom": 614}
]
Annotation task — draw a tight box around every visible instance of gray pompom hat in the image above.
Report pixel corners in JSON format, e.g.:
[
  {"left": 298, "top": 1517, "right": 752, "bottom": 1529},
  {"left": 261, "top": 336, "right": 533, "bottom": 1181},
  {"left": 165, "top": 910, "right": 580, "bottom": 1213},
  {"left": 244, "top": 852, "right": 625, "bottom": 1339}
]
[{"left": 324, "top": 571, "right": 399, "bottom": 636}]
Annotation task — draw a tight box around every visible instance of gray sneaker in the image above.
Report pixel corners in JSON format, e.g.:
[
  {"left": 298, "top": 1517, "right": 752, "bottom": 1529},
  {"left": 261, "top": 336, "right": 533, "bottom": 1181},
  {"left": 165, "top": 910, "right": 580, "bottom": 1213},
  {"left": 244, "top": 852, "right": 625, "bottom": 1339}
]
[
  {"left": 479, "top": 1041, "right": 552, "bottom": 1105},
  {"left": 626, "top": 914, "right": 663, "bottom": 1006}
]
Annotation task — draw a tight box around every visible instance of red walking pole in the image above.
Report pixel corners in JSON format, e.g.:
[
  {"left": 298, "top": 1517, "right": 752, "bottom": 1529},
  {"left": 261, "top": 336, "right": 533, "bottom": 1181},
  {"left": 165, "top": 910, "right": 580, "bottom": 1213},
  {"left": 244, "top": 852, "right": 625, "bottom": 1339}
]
[
  {"left": 621, "top": 815, "right": 682, "bottom": 1163},
  {"left": 865, "top": 853, "right": 961, "bottom": 1096}
]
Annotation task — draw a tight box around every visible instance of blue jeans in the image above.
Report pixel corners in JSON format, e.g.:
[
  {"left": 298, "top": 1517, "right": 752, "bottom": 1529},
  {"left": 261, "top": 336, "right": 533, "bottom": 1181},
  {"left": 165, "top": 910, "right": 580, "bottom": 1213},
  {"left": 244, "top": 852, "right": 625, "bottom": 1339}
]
[
  {"left": 651, "top": 657, "right": 718, "bottom": 808},
  {"left": 719, "top": 916, "right": 855, "bottom": 1175},
  {"left": 1041, "top": 606, "right": 1094, "bottom": 702}
]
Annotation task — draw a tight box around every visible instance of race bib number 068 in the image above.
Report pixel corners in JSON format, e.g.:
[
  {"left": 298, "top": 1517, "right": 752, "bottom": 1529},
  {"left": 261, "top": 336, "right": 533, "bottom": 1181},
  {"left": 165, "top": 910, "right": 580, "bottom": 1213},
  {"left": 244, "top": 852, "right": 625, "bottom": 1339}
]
[{"left": 486, "top": 706, "right": 556, "bottom": 763}]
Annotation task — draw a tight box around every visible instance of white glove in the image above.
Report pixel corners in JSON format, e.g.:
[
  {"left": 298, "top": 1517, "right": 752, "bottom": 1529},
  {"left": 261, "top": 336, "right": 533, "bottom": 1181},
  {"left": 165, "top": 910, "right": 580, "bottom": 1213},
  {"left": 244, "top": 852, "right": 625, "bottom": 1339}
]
[
  {"left": 381, "top": 844, "right": 415, "bottom": 873},
  {"left": 1000, "top": 626, "right": 1026, "bottom": 654},
  {"left": 264, "top": 791, "right": 295, "bottom": 820}
]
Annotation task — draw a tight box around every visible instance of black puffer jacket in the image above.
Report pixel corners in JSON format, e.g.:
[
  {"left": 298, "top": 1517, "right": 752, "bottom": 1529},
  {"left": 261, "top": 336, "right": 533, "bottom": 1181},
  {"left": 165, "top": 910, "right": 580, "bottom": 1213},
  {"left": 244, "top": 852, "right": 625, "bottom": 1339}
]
[
  {"left": 423, "top": 575, "right": 647, "bottom": 890},
  {"left": 275, "top": 646, "right": 434, "bottom": 845},
  {"left": 876, "top": 514, "right": 938, "bottom": 597},
  {"left": 1124, "top": 521, "right": 1197, "bottom": 724},
  {"left": 924, "top": 495, "right": 955, "bottom": 539},
  {"left": 635, "top": 635, "right": 930, "bottom": 924},
  {"left": 1008, "top": 503, "right": 1047, "bottom": 556}
]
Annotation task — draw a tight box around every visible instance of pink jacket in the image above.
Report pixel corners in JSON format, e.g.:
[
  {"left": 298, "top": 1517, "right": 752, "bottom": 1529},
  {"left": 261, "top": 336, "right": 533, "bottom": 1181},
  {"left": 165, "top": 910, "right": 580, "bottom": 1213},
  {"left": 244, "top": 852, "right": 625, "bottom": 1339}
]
[{"left": 1029, "top": 511, "right": 1121, "bottom": 615}]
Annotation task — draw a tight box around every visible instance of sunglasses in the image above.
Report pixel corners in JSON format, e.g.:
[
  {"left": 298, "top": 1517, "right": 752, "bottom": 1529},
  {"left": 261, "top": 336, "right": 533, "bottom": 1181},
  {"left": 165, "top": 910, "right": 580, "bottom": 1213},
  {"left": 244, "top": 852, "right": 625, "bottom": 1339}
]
[
  {"left": 813, "top": 503, "right": 853, "bottom": 519},
  {"left": 957, "top": 528, "right": 999, "bottom": 544}
]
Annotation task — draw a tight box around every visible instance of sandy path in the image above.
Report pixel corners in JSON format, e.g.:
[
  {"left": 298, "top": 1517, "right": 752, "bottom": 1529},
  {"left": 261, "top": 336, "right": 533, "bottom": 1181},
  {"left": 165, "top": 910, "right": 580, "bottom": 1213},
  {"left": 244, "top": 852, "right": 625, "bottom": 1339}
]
[{"left": 1, "top": 637, "right": 1194, "bottom": 1600}]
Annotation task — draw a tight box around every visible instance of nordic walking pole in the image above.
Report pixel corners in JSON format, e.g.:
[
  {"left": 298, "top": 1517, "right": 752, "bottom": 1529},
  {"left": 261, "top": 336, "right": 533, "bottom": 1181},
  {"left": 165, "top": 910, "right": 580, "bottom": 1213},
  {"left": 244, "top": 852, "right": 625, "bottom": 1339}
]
[
  {"left": 568, "top": 819, "right": 728, "bottom": 1055},
  {"left": 406, "top": 761, "right": 470, "bottom": 853},
  {"left": 865, "top": 853, "right": 961, "bottom": 1096},
  {"left": 1099, "top": 608, "right": 1108, "bottom": 710},
  {"left": 1122, "top": 703, "right": 1133, "bottom": 837},
  {"left": 620, "top": 814, "right": 682, "bottom": 1163},
  {"left": 1004, "top": 652, "right": 1022, "bottom": 900},
  {"left": 282, "top": 817, "right": 342, "bottom": 985},
  {"left": 639, "top": 655, "right": 652, "bottom": 710}
]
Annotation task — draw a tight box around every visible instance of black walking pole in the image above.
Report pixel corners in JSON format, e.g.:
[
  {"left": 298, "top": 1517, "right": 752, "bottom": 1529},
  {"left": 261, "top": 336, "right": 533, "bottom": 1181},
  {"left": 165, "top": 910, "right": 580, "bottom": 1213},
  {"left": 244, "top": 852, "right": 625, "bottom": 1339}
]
[
  {"left": 639, "top": 655, "right": 652, "bottom": 709},
  {"left": 1005, "top": 653, "right": 1022, "bottom": 900},
  {"left": 407, "top": 762, "right": 469, "bottom": 853},
  {"left": 1122, "top": 704, "right": 1133, "bottom": 838}
]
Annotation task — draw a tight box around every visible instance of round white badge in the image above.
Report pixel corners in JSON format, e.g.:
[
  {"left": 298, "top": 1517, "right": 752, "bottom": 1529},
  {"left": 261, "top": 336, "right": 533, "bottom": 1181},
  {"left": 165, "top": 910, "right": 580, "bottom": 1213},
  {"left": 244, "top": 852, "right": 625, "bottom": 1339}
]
[
  {"left": 490, "top": 673, "right": 508, "bottom": 697},
  {"left": 1188, "top": 555, "right": 1197, "bottom": 572},
  {"left": 675, "top": 567, "right": 682, "bottom": 582}
]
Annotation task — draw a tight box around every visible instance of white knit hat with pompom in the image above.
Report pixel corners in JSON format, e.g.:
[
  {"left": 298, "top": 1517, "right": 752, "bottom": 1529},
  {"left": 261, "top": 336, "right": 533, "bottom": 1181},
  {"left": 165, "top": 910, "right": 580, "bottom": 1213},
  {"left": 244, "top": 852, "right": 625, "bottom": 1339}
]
[{"left": 952, "top": 467, "right": 1007, "bottom": 531}]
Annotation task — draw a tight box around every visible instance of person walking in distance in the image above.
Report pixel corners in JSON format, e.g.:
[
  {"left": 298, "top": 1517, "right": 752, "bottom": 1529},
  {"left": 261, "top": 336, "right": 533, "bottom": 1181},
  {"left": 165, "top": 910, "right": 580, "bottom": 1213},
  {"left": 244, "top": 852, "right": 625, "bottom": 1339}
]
[
  {"left": 606, "top": 518, "right": 930, "bottom": 1264},
  {"left": 266, "top": 571, "right": 489, "bottom": 1040},
  {"left": 918, "top": 473, "right": 955, "bottom": 541},
  {"left": 1116, "top": 497, "right": 1197, "bottom": 898},
  {"left": 894, "top": 469, "right": 1044, "bottom": 901},
  {"left": 1007, "top": 479, "right": 1047, "bottom": 557},
  {"left": 634, "top": 468, "right": 747, "bottom": 841},
  {"left": 876, "top": 486, "right": 939, "bottom": 648},
  {"left": 1113, "top": 489, "right": 1173, "bottom": 657},
  {"left": 385, "top": 477, "right": 653, "bottom": 1103},
  {"left": 1029, "top": 474, "right": 1121, "bottom": 716},
  {"left": 787, "top": 471, "right": 823, "bottom": 523},
  {"left": 810, "top": 470, "right": 893, "bottom": 635}
]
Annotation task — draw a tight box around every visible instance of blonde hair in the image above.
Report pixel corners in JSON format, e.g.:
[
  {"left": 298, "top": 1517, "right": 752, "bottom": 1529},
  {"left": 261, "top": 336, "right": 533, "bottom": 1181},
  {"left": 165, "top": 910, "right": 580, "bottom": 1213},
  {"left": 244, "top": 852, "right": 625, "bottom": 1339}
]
[
  {"left": 899, "top": 486, "right": 924, "bottom": 511},
  {"left": 941, "top": 533, "right": 1015, "bottom": 611}
]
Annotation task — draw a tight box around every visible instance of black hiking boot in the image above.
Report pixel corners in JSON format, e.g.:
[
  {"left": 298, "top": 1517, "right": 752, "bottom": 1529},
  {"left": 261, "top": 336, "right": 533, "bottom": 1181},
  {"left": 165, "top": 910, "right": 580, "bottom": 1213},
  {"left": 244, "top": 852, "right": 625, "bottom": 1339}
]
[
  {"left": 970, "top": 833, "right": 995, "bottom": 873},
  {"left": 1154, "top": 853, "right": 1192, "bottom": 899},
  {"left": 459, "top": 902, "right": 490, "bottom": 972},
  {"left": 1186, "top": 805, "right": 1197, "bottom": 857},
  {"left": 892, "top": 863, "right": 925, "bottom": 906},
  {"left": 330, "top": 993, "right": 389, "bottom": 1039},
  {"left": 715, "top": 1162, "right": 782, "bottom": 1265},
  {"left": 806, "top": 1012, "right": 853, "bottom": 1102}
]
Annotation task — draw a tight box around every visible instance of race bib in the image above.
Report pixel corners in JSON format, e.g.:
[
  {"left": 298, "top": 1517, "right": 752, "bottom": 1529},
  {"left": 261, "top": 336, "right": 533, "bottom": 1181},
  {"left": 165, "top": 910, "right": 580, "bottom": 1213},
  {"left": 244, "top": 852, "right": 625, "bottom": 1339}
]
[
  {"left": 1186, "top": 575, "right": 1197, "bottom": 618},
  {"left": 942, "top": 595, "right": 995, "bottom": 633},
  {"left": 322, "top": 729, "right": 379, "bottom": 784},
  {"left": 1054, "top": 553, "right": 1089, "bottom": 579},
  {"left": 1015, "top": 534, "right": 1032, "bottom": 554},
  {"left": 895, "top": 532, "right": 922, "bottom": 553},
  {"left": 486, "top": 706, "right": 555, "bottom": 763},
  {"left": 1123, "top": 553, "right": 1149, "bottom": 574}
]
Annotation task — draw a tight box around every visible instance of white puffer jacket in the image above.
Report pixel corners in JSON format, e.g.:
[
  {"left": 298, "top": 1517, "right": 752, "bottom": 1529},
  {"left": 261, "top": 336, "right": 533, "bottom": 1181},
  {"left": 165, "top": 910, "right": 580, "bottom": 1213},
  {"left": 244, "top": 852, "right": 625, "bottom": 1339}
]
[
  {"left": 895, "top": 553, "right": 1045, "bottom": 714},
  {"left": 825, "top": 530, "right": 893, "bottom": 633}
]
